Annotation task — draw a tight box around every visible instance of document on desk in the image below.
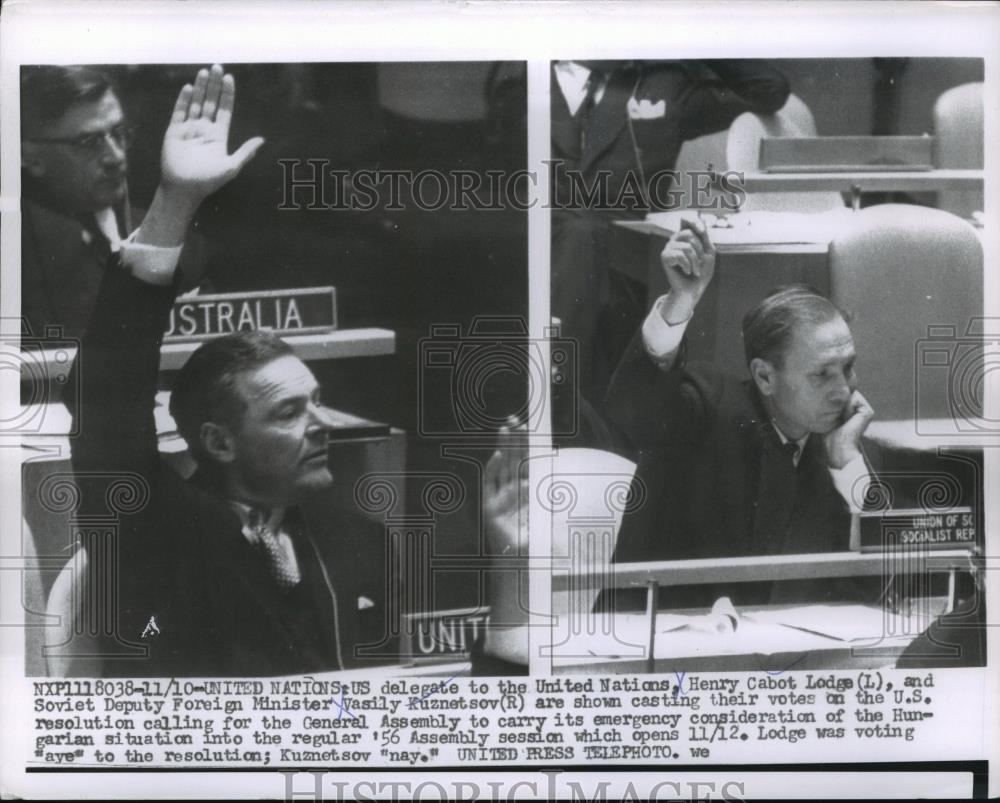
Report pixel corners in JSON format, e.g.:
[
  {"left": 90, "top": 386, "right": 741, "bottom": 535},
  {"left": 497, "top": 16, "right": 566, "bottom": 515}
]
[
  {"left": 742, "top": 604, "right": 940, "bottom": 643},
  {"left": 640, "top": 208, "right": 853, "bottom": 245}
]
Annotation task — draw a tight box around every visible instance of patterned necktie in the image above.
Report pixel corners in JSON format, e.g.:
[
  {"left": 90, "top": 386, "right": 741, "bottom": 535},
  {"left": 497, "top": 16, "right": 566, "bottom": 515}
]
[{"left": 247, "top": 506, "right": 300, "bottom": 590}]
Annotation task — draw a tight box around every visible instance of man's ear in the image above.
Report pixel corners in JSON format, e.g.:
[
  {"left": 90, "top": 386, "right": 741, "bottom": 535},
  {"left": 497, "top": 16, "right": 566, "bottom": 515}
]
[
  {"left": 750, "top": 357, "right": 776, "bottom": 397},
  {"left": 199, "top": 421, "right": 237, "bottom": 464}
]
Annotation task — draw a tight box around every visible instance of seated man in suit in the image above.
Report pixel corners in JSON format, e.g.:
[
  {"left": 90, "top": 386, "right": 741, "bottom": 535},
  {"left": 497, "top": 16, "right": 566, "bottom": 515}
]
[
  {"left": 20, "top": 65, "right": 205, "bottom": 340},
  {"left": 605, "top": 219, "right": 878, "bottom": 609},
  {"left": 68, "top": 65, "right": 398, "bottom": 677}
]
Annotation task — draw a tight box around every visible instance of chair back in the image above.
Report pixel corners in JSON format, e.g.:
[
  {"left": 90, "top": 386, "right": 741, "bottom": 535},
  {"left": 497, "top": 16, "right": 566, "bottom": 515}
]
[
  {"left": 545, "top": 448, "right": 638, "bottom": 622},
  {"left": 829, "top": 203, "right": 983, "bottom": 421},
  {"left": 934, "top": 82, "right": 984, "bottom": 219}
]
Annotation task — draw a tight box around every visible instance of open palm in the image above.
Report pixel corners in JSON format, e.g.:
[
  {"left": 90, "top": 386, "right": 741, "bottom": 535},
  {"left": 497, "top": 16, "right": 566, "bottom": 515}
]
[{"left": 161, "top": 65, "right": 264, "bottom": 199}]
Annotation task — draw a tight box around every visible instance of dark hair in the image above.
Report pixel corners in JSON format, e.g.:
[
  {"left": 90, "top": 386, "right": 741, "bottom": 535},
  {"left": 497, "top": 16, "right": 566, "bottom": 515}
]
[
  {"left": 20, "top": 65, "right": 115, "bottom": 136},
  {"left": 169, "top": 331, "right": 295, "bottom": 464},
  {"left": 742, "top": 284, "right": 849, "bottom": 368}
]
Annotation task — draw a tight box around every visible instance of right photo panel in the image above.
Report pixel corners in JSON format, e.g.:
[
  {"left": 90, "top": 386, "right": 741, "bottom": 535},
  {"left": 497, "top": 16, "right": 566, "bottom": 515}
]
[{"left": 547, "top": 57, "right": 986, "bottom": 674}]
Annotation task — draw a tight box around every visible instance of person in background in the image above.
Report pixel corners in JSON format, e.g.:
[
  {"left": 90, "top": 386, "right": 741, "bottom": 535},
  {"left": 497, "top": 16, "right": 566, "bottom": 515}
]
[
  {"left": 20, "top": 65, "right": 205, "bottom": 339},
  {"left": 549, "top": 59, "right": 790, "bottom": 420}
]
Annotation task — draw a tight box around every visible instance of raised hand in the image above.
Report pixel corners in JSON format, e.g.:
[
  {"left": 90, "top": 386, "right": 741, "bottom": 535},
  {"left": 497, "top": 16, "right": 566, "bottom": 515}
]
[
  {"left": 657, "top": 218, "right": 716, "bottom": 325},
  {"left": 483, "top": 419, "right": 529, "bottom": 558},
  {"left": 160, "top": 64, "right": 264, "bottom": 201}
]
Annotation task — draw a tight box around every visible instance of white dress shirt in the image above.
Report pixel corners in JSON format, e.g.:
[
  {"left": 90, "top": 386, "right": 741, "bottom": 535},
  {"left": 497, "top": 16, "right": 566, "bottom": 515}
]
[{"left": 553, "top": 61, "right": 608, "bottom": 115}]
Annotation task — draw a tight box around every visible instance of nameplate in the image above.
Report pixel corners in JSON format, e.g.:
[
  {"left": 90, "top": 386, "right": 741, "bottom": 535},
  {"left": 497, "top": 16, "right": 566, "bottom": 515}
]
[
  {"left": 760, "top": 136, "right": 934, "bottom": 173},
  {"left": 401, "top": 608, "right": 490, "bottom": 661},
  {"left": 163, "top": 287, "right": 337, "bottom": 341},
  {"left": 857, "top": 507, "right": 978, "bottom": 552}
]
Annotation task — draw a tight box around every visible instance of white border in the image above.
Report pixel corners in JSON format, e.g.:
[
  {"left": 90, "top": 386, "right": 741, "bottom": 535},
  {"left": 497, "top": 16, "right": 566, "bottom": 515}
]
[{"left": 2, "top": 1, "right": 998, "bottom": 799}]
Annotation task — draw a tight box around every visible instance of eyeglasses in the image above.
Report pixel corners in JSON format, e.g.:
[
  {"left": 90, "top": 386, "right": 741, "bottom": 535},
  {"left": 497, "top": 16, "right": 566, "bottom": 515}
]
[{"left": 26, "top": 124, "right": 138, "bottom": 157}]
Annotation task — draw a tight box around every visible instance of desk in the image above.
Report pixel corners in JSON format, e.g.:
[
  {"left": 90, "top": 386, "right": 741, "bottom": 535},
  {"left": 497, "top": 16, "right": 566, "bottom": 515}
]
[
  {"left": 741, "top": 169, "right": 983, "bottom": 195},
  {"left": 549, "top": 550, "right": 975, "bottom": 674},
  {"left": 25, "top": 327, "right": 396, "bottom": 381},
  {"left": 549, "top": 604, "right": 934, "bottom": 674}
]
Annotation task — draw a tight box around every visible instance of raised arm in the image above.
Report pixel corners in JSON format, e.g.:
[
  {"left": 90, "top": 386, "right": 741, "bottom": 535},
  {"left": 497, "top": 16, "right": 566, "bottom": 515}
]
[
  {"left": 70, "top": 65, "right": 263, "bottom": 471},
  {"left": 606, "top": 219, "right": 719, "bottom": 450},
  {"left": 678, "top": 59, "right": 791, "bottom": 140}
]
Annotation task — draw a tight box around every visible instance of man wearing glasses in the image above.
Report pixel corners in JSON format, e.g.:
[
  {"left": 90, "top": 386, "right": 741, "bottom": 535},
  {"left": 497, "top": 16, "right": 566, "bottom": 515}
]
[{"left": 20, "top": 66, "right": 204, "bottom": 339}]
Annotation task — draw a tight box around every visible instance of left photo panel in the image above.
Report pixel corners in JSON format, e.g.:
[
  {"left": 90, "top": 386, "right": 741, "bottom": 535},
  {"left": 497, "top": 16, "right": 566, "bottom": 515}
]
[{"left": 15, "top": 61, "right": 531, "bottom": 678}]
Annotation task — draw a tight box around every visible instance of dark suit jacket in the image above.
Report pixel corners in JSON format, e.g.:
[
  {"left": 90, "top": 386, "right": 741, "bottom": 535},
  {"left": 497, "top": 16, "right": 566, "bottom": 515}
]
[
  {"left": 21, "top": 192, "right": 207, "bottom": 340},
  {"left": 603, "top": 331, "right": 884, "bottom": 609},
  {"left": 551, "top": 60, "right": 790, "bottom": 214},
  {"left": 69, "top": 262, "right": 397, "bottom": 677}
]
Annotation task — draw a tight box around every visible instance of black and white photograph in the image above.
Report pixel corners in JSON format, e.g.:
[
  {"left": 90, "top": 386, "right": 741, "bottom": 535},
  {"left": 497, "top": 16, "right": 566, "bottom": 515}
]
[
  {"left": 546, "top": 57, "right": 989, "bottom": 674},
  {"left": 0, "top": 2, "right": 996, "bottom": 800},
  {"left": 15, "top": 60, "right": 530, "bottom": 678}
]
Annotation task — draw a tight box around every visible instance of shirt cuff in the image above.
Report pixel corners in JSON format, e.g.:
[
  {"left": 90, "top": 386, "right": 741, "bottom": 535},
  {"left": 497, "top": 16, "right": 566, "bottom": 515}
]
[
  {"left": 642, "top": 294, "right": 689, "bottom": 367},
  {"left": 829, "top": 453, "right": 872, "bottom": 513},
  {"left": 121, "top": 230, "right": 183, "bottom": 287}
]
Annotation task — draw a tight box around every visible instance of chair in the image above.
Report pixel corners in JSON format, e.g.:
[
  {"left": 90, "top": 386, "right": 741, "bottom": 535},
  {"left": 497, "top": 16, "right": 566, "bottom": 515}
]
[
  {"left": 726, "top": 94, "right": 846, "bottom": 213},
  {"left": 545, "top": 448, "right": 638, "bottom": 627},
  {"left": 933, "top": 82, "right": 984, "bottom": 219},
  {"left": 829, "top": 204, "right": 983, "bottom": 422},
  {"left": 43, "top": 548, "right": 104, "bottom": 676}
]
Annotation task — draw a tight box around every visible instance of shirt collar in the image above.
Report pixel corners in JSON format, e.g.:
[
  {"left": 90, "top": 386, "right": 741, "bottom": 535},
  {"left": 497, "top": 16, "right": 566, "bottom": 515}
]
[
  {"left": 770, "top": 421, "right": 809, "bottom": 467},
  {"left": 93, "top": 207, "right": 122, "bottom": 252},
  {"left": 229, "top": 501, "right": 286, "bottom": 539}
]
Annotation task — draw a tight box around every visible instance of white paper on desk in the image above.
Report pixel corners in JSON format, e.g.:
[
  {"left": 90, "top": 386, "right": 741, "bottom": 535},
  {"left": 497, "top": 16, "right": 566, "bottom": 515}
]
[
  {"left": 644, "top": 208, "right": 852, "bottom": 245},
  {"left": 660, "top": 596, "right": 739, "bottom": 635},
  {"left": 743, "top": 604, "right": 938, "bottom": 642}
]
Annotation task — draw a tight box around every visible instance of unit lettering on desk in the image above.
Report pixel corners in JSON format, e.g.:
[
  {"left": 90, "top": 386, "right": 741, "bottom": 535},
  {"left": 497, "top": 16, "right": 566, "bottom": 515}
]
[
  {"left": 163, "top": 287, "right": 337, "bottom": 341},
  {"left": 400, "top": 608, "right": 490, "bottom": 662}
]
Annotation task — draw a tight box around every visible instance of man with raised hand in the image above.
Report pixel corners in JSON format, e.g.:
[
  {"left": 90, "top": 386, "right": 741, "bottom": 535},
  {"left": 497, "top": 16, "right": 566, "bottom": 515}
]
[
  {"left": 605, "top": 219, "right": 876, "bottom": 607},
  {"left": 69, "top": 66, "right": 396, "bottom": 677}
]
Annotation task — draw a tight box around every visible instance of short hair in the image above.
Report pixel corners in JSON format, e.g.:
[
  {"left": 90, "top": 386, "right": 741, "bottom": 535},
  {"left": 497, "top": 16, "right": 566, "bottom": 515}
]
[
  {"left": 741, "top": 284, "right": 849, "bottom": 368},
  {"left": 169, "top": 331, "right": 295, "bottom": 464},
  {"left": 20, "top": 65, "right": 114, "bottom": 137}
]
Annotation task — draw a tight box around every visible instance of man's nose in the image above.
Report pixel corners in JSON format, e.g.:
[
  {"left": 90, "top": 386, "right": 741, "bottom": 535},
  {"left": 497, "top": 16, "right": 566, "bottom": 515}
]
[
  {"left": 98, "top": 133, "right": 127, "bottom": 166},
  {"left": 831, "top": 372, "right": 853, "bottom": 403},
  {"left": 307, "top": 403, "right": 337, "bottom": 433}
]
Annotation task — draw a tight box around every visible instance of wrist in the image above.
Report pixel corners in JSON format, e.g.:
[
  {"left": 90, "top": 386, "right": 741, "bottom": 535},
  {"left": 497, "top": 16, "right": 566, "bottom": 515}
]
[
  {"left": 826, "top": 444, "right": 862, "bottom": 471},
  {"left": 133, "top": 185, "right": 199, "bottom": 248},
  {"left": 660, "top": 291, "right": 698, "bottom": 325},
  {"left": 153, "top": 184, "right": 202, "bottom": 220}
]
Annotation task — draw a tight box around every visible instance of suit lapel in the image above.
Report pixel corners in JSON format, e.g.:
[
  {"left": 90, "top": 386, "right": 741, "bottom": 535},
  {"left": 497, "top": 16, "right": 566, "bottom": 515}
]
[
  {"left": 188, "top": 473, "right": 303, "bottom": 650},
  {"left": 580, "top": 69, "right": 633, "bottom": 173},
  {"left": 287, "top": 510, "right": 345, "bottom": 667},
  {"left": 550, "top": 66, "right": 582, "bottom": 161}
]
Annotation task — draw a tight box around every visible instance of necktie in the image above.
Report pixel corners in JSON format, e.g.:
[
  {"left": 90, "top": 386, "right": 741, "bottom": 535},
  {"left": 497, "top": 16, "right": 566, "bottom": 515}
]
[
  {"left": 578, "top": 70, "right": 606, "bottom": 151},
  {"left": 247, "top": 507, "right": 301, "bottom": 590}
]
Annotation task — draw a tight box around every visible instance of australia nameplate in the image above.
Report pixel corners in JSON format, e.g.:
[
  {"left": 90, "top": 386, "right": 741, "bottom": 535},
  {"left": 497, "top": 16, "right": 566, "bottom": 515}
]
[{"left": 164, "top": 287, "right": 337, "bottom": 341}]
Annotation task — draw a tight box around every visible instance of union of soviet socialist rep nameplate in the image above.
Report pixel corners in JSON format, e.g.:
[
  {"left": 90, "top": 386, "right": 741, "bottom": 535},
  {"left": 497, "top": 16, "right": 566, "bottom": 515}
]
[{"left": 163, "top": 286, "right": 337, "bottom": 341}]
